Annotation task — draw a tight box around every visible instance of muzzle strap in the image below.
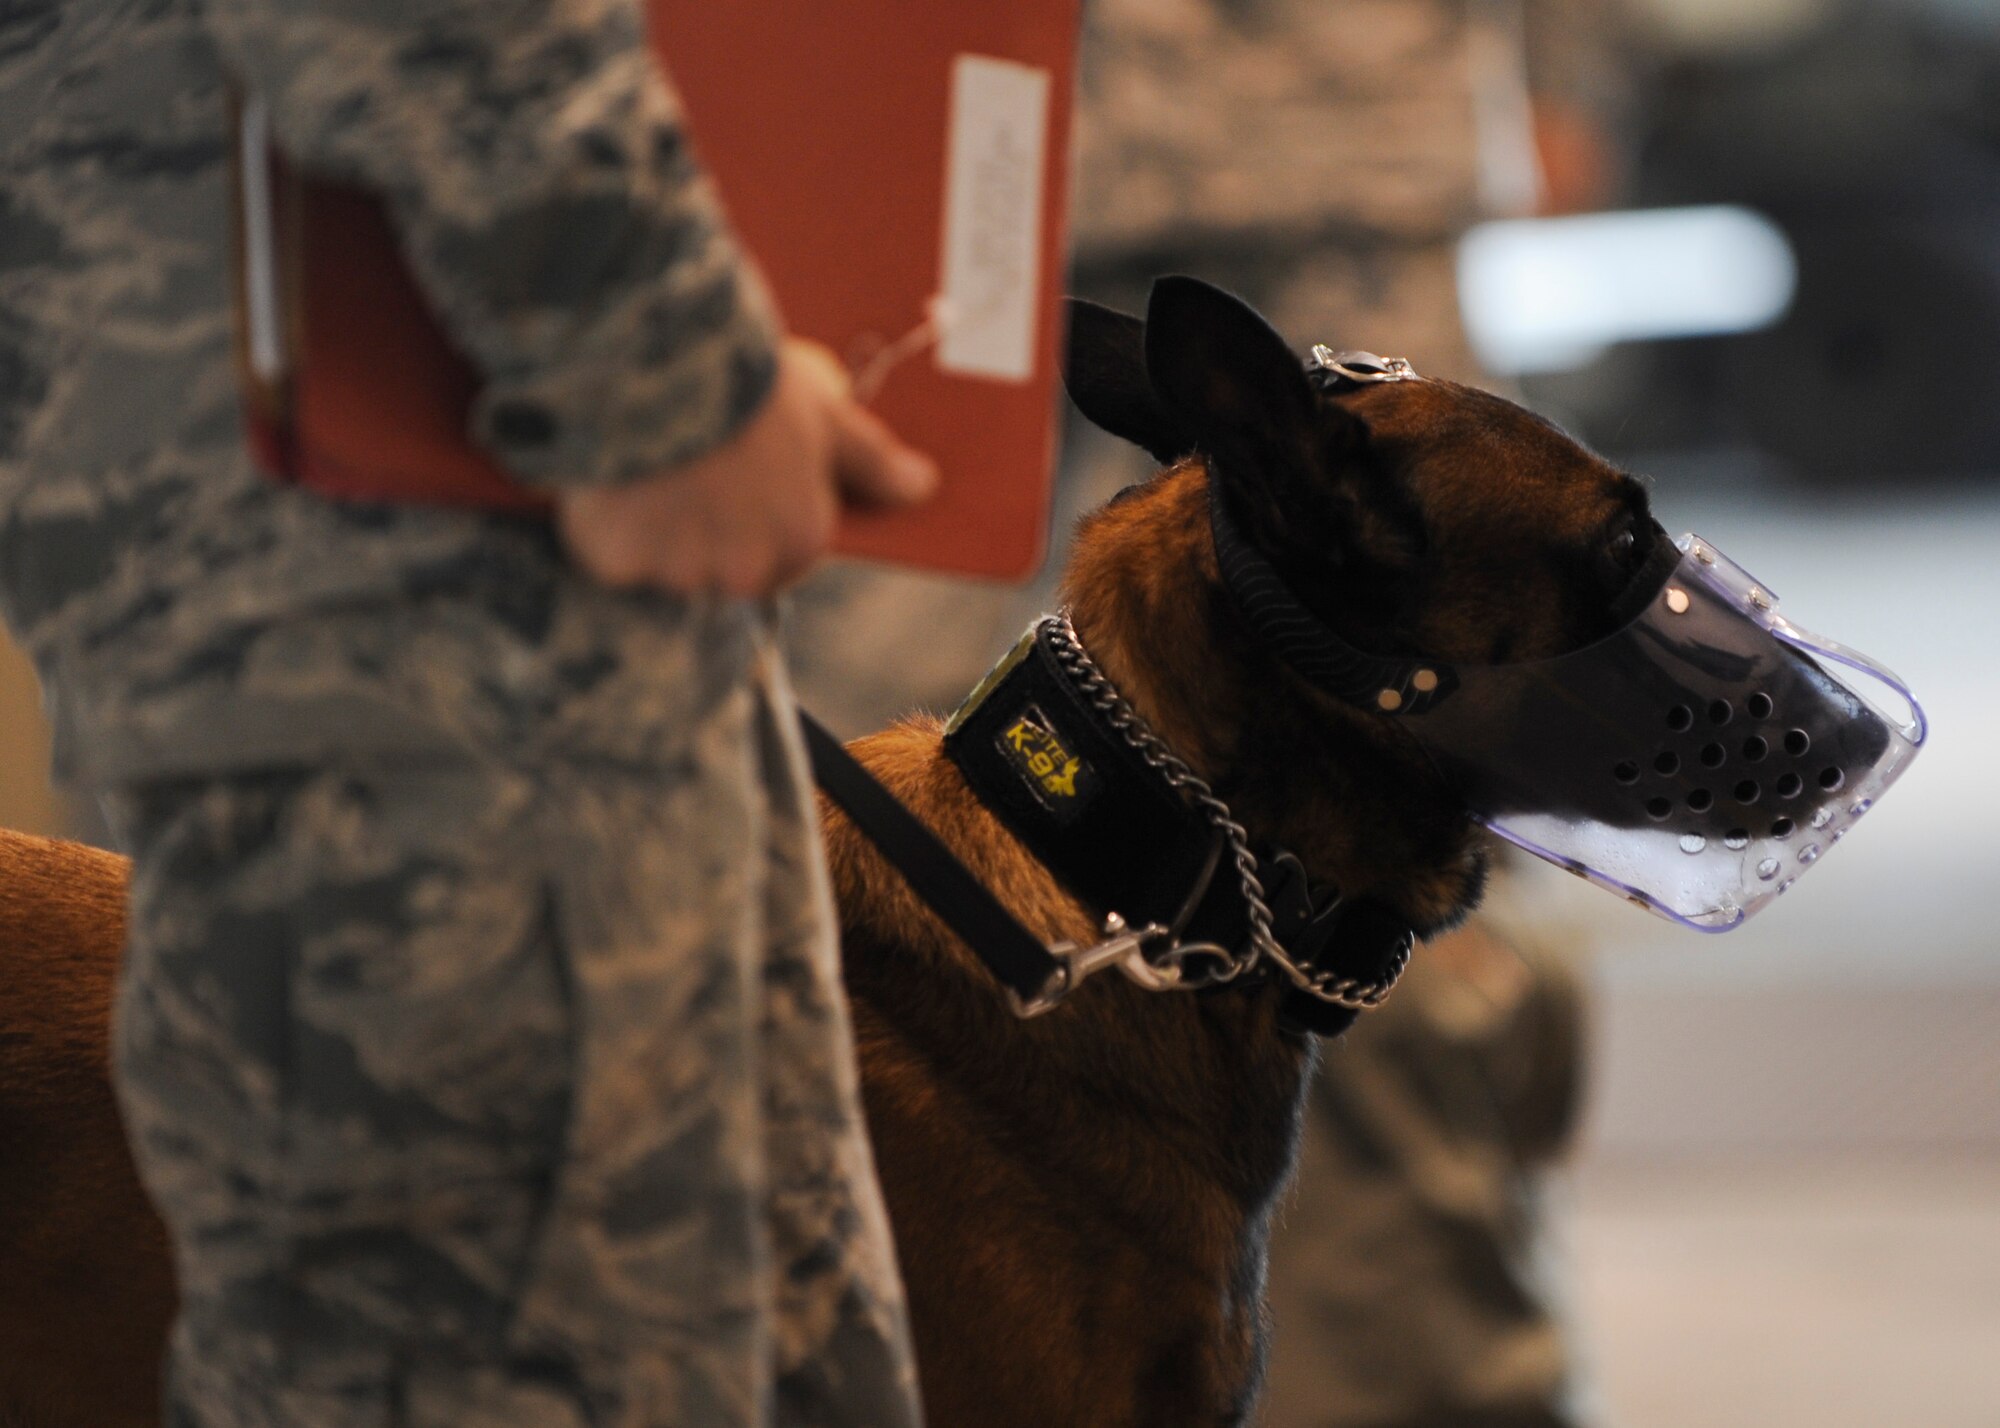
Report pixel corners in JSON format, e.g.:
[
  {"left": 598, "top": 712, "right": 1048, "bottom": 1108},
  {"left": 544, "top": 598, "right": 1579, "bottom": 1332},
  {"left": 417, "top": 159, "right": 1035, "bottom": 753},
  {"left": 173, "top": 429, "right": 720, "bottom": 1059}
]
[{"left": 1207, "top": 477, "right": 1458, "bottom": 714}]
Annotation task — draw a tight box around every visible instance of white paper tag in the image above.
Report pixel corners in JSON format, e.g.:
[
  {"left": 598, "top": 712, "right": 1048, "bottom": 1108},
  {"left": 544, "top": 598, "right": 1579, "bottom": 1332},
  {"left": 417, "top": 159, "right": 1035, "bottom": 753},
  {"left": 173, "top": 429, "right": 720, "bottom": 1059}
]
[
  {"left": 936, "top": 54, "right": 1050, "bottom": 384},
  {"left": 238, "top": 94, "right": 287, "bottom": 385}
]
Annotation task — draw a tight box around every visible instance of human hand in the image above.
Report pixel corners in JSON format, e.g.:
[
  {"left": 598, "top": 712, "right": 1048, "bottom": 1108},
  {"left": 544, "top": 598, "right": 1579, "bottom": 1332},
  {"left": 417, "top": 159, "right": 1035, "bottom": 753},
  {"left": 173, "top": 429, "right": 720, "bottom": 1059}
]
[
  {"left": 557, "top": 338, "right": 938, "bottom": 597},
  {"left": 1532, "top": 100, "right": 1617, "bottom": 216}
]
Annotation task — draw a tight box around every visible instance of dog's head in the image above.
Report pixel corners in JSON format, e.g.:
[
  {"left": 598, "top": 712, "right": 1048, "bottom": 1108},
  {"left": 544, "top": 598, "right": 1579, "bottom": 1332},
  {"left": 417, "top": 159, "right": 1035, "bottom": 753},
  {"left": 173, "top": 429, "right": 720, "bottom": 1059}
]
[{"left": 1061, "top": 277, "right": 1661, "bottom": 935}]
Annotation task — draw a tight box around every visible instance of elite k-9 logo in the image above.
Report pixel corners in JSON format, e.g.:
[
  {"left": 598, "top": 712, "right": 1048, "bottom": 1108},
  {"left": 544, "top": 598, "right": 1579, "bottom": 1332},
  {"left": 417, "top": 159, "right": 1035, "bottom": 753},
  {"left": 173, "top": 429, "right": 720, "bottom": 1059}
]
[{"left": 997, "top": 704, "right": 1099, "bottom": 823}]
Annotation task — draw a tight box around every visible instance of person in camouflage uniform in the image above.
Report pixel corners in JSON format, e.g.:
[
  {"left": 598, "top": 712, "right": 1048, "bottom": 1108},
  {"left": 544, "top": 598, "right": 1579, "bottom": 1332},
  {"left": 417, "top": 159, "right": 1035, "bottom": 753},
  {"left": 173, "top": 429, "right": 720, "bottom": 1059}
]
[
  {"left": 0, "top": 3, "right": 928, "bottom": 1425},
  {"left": 789, "top": 3, "right": 1637, "bottom": 1425}
]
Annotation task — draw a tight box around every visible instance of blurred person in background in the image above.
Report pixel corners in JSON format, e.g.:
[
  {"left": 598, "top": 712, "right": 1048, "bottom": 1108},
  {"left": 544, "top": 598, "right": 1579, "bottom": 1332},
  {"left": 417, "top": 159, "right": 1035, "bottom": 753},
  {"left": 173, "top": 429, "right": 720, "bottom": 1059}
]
[{"left": 786, "top": 2, "right": 1646, "bottom": 1425}]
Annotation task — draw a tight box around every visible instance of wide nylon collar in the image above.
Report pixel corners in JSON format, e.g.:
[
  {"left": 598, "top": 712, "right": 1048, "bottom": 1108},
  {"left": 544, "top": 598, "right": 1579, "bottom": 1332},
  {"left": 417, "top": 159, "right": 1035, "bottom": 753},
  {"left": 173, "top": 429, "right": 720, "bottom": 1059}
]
[{"left": 941, "top": 618, "right": 1414, "bottom": 1035}]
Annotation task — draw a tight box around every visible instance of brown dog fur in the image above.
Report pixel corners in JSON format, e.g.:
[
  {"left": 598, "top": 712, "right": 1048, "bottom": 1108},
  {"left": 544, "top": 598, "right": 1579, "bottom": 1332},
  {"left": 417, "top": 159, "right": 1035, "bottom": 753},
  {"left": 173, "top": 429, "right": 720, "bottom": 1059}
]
[
  {"left": 0, "top": 830, "right": 172, "bottom": 1428},
  {"left": 0, "top": 282, "right": 1656, "bottom": 1426}
]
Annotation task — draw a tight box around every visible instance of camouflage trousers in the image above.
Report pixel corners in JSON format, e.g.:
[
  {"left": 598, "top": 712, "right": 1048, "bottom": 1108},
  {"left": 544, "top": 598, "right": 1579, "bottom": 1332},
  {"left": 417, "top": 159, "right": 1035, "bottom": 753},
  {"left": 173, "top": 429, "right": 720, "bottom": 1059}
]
[{"left": 95, "top": 601, "right": 922, "bottom": 1428}]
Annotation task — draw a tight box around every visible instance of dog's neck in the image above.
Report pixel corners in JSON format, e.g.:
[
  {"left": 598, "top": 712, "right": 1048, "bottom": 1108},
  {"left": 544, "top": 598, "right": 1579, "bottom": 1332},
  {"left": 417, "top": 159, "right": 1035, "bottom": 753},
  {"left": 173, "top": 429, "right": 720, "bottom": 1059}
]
[
  {"left": 1062, "top": 463, "right": 1486, "bottom": 935},
  {"left": 1062, "top": 462, "right": 1245, "bottom": 780}
]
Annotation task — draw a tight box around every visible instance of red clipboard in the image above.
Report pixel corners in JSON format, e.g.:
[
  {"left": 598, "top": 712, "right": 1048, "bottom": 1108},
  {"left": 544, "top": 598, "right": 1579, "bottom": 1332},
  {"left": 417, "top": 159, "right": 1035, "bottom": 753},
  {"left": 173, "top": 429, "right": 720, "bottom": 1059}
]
[{"left": 237, "top": 3, "right": 1080, "bottom": 583}]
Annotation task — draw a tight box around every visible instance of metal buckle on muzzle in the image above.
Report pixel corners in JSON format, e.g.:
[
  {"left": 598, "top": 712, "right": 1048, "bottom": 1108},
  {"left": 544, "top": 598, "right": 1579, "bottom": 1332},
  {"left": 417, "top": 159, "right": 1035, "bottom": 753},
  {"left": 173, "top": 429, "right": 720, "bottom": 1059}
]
[{"left": 1309, "top": 346, "right": 1420, "bottom": 385}]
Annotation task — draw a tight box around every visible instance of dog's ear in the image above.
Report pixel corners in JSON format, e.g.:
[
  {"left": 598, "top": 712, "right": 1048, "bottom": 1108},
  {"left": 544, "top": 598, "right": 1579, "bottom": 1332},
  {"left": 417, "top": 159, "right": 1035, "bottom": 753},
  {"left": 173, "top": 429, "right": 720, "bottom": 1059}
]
[
  {"left": 1142, "top": 276, "right": 1368, "bottom": 547},
  {"left": 1143, "top": 277, "right": 1314, "bottom": 446},
  {"left": 1062, "top": 298, "right": 1198, "bottom": 465}
]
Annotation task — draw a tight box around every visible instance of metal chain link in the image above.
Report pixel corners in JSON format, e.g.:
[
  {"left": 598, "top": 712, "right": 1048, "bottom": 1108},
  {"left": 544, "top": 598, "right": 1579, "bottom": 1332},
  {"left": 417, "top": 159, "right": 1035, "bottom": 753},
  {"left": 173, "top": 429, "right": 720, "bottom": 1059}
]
[
  {"left": 1046, "top": 612, "right": 1410, "bottom": 1011},
  {"left": 1045, "top": 611, "right": 1269, "bottom": 988}
]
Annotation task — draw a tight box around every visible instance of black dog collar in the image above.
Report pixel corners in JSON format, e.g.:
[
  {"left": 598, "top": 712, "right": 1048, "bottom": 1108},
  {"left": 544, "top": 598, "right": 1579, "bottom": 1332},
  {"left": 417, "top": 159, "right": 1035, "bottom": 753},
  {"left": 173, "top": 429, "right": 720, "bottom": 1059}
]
[{"left": 942, "top": 618, "right": 1414, "bottom": 1035}]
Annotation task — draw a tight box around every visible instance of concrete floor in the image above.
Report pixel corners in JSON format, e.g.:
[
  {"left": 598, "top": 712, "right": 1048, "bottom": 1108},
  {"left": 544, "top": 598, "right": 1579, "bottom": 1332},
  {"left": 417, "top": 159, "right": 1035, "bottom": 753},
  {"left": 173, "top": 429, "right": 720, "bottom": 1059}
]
[{"left": 1571, "top": 1155, "right": 2000, "bottom": 1428}]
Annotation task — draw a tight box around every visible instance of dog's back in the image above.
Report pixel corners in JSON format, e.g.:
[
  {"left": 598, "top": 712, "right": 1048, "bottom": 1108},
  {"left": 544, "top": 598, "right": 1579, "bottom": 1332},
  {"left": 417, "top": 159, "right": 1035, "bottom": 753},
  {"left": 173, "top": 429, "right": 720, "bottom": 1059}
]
[{"left": 0, "top": 830, "right": 170, "bottom": 1428}]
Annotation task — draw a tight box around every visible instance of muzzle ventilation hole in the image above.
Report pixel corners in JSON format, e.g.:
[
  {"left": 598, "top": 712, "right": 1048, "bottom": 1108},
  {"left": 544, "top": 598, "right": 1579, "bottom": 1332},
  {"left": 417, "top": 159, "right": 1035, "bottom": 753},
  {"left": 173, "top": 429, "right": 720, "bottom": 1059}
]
[
  {"left": 1757, "top": 857, "right": 1782, "bottom": 880},
  {"left": 1634, "top": 700, "right": 1841, "bottom": 843}
]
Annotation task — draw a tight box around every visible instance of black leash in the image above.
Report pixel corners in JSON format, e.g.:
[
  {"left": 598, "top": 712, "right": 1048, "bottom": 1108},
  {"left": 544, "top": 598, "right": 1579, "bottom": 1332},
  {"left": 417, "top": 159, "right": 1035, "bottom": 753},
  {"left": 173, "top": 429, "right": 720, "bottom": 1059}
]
[{"left": 799, "top": 711, "right": 1064, "bottom": 1006}]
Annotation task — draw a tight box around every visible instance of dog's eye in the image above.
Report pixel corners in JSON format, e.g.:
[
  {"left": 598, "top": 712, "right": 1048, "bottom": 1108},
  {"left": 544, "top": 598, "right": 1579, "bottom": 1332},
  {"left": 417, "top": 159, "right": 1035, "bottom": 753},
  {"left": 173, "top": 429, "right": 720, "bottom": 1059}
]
[
  {"left": 1596, "top": 524, "right": 1648, "bottom": 591},
  {"left": 1609, "top": 528, "right": 1639, "bottom": 564}
]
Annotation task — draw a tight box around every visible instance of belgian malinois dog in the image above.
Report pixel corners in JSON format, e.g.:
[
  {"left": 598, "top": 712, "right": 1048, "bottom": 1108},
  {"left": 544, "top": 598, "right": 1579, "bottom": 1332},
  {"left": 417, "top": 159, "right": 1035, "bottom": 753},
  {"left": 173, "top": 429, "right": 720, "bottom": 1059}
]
[{"left": 0, "top": 278, "right": 1662, "bottom": 1427}]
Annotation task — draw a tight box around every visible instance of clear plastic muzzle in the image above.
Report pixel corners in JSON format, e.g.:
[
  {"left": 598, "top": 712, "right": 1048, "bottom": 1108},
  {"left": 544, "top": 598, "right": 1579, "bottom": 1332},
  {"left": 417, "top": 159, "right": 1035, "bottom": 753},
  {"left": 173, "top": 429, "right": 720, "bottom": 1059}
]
[{"left": 1402, "top": 534, "right": 1926, "bottom": 931}]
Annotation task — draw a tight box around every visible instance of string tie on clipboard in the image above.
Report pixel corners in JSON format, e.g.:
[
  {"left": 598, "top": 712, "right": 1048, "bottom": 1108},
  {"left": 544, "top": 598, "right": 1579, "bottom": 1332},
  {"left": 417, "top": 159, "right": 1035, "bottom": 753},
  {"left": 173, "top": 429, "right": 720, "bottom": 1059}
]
[{"left": 846, "top": 295, "right": 955, "bottom": 403}]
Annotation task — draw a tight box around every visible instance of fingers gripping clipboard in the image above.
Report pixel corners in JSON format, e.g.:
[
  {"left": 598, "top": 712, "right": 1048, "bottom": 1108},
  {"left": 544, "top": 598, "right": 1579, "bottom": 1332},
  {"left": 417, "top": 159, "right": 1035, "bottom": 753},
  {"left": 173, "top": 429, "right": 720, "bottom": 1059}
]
[{"left": 235, "top": 3, "right": 1082, "bottom": 582}]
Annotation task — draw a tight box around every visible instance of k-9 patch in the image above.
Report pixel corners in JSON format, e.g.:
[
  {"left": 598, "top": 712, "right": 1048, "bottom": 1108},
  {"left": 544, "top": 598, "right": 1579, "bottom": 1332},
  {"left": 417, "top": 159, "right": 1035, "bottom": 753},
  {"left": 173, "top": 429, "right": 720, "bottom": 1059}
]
[{"left": 997, "top": 703, "right": 1099, "bottom": 823}]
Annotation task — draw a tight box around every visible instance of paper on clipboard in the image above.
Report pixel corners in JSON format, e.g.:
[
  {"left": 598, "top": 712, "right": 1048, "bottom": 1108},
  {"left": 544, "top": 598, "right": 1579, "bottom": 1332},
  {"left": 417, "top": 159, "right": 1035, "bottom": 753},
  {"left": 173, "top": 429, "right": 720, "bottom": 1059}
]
[{"left": 936, "top": 56, "right": 1052, "bottom": 384}]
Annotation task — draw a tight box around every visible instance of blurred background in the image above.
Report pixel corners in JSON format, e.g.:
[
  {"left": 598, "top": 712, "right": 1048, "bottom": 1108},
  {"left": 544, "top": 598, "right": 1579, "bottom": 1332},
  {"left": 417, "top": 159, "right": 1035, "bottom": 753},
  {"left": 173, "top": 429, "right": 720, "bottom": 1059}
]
[
  {"left": 1470, "top": 0, "right": 2000, "bottom": 1423},
  {"left": 3, "top": 0, "right": 1994, "bottom": 1422}
]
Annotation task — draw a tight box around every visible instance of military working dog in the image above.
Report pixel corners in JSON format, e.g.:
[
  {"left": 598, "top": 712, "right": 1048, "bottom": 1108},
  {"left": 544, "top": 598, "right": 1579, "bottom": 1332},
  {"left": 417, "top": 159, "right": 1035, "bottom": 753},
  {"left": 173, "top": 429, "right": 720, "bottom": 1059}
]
[{"left": 0, "top": 278, "right": 1664, "bottom": 1427}]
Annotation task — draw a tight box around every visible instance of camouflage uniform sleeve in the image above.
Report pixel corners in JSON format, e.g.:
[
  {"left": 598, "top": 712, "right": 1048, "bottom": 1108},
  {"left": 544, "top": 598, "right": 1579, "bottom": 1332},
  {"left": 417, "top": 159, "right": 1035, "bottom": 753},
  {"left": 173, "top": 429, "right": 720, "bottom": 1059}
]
[{"left": 203, "top": 0, "right": 780, "bottom": 488}]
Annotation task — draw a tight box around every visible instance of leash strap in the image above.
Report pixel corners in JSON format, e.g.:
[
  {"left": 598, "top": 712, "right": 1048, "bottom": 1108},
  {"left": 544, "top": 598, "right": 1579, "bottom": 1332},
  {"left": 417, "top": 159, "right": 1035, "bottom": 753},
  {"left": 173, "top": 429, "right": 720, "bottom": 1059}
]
[{"left": 800, "top": 710, "right": 1064, "bottom": 1005}]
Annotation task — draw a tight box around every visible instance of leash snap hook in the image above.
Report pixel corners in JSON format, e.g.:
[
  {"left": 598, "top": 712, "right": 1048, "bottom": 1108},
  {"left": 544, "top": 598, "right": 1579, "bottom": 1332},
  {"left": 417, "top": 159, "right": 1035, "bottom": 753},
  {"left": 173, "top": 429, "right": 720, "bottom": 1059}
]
[{"left": 1009, "top": 913, "right": 1177, "bottom": 1017}]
